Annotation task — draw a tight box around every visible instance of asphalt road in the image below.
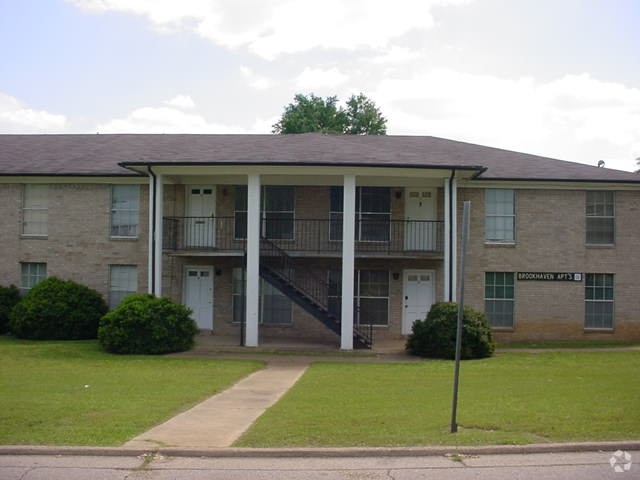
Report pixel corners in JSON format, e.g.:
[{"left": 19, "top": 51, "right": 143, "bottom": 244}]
[{"left": 0, "top": 450, "right": 636, "bottom": 480}]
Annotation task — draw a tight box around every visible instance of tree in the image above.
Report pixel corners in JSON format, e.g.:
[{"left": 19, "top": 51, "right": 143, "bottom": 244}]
[
  {"left": 344, "top": 93, "right": 387, "bottom": 135},
  {"left": 272, "top": 93, "right": 386, "bottom": 135}
]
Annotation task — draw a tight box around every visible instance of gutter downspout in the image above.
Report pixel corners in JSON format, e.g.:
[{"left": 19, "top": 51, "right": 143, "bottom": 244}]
[{"left": 147, "top": 166, "right": 157, "bottom": 295}]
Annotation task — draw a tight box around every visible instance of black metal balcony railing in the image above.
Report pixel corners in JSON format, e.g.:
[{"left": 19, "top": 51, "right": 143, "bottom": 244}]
[{"left": 163, "top": 216, "right": 444, "bottom": 255}]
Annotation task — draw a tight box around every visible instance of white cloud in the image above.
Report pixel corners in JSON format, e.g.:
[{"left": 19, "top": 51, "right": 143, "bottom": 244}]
[
  {"left": 164, "top": 94, "right": 196, "bottom": 109},
  {"left": 240, "top": 66, "right": 272, "bottom": 90},
  {"left": 369, "top": 46, "right": 422, "bottom": 65},
  {"left": 376, "top": 70, "right": 640, "bottom": 171},
  {"left": 96, "top": 102, "right": 239, "bottom": 133},
  {"left": 294, "top": 67, "right": 349, "bottom": 89},
  {"left": 0, "top": 93, "right": 67, "bottom": 133},
  {"left": 67, "top": 0, "right": 473, "bottom": 59}
]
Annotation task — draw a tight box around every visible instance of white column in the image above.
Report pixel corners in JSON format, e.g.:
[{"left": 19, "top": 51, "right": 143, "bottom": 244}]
[
  {"left": 443, "top": 175, "right": 458, "bottom": 302},
  {"left": 245, "top": 173, "right": 261, "bottom": 347},
  {"left": 148, "top": 175, "right": 155, "bottom": 294},
  {"left": 444, "top": 178, "right": 450, "bottom": 302},
  {"left": 153, "top": 174, "right": 164, "bottom": 296},
  {"left": 450, "top": 178, "right": 458, "bottom": 302},
  {"left": 341, "top": 175, "right": 356, "bottom": 350}
]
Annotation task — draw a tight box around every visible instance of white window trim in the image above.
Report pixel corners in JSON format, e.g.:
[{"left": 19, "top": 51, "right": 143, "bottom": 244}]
[
  {"left": 110, "top": 184, "right": 140, "bottom": 238},
  {"left": 585, "top": 191, "right": 615, "bottom": 246},
  {"left": 484, "top": 272, "right": 515, "bottom": 329},
  {"left": 22, "top": 184, "right": 48, "bottom": 237},
  {"left": 485, "top": 189, "right": 516, "bottom": 244},
  {"left": 584, "top": 273, "right": 615, "bottom": 331}
]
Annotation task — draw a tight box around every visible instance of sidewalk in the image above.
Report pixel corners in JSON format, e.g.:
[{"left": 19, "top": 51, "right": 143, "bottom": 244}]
[{"left": 125, "top": 357, "right": 311, "bottom": 448}]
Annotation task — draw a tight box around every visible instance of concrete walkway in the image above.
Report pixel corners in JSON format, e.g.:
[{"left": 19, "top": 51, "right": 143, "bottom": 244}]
[{"left": 125, "top": 358, "right": 311, "bottom": 449}]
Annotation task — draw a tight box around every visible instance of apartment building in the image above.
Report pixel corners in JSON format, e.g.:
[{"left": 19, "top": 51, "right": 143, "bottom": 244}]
[{"left": 1, "top": 133, "right": 638, "bottom": 348}]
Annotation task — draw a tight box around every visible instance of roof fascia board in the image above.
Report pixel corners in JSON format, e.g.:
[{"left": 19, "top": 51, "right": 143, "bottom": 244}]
[
  {"left": 0, "top": 176, "right": 147, "bottom": 184},
  {"left": 121, "top": 163, "right": 480, "bottom": 179},
  {"left": 464, "top": 179, "right": 640, "bottom": 190}
]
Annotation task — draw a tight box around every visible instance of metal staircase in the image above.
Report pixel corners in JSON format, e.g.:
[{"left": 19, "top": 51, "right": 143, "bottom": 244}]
[{"left": 258, "top": 238, "right": 372, "bottom": 349}]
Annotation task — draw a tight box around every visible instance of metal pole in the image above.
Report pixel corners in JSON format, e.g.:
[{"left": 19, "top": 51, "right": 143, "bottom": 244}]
[{"left": 451, "top": 201, "right": 470, "bottom": 433}]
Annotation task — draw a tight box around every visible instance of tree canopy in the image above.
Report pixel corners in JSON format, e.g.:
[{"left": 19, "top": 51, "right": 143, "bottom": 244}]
[{"left": 272, "top": 93, "right": 387, "bottom": 135}]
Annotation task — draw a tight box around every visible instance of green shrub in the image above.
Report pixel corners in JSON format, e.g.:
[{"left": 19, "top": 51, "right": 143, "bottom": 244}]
[
  {"left": 0, "top": 285, "right": 21, "bottom": 334},
  {"left": 9, "top": 277, "right": 108, "bottom": 340},
  {"left": 406, "top": 302, "right": 495, "bottom": 359},
  {"left": 98, "top": 294, "right": 198, "bottom": 354}
]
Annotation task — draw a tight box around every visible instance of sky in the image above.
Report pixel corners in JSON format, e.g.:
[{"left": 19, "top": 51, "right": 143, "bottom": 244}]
[{"left": 1, "top": 0, "right": 639, "bottom": 171}]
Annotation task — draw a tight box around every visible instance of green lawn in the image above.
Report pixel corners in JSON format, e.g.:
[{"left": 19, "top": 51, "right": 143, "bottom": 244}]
[
  {"left": 236, "top": 351, "right": 640, "bottom": 447},
  {"left": 0, "top": 338, "right": 263, "bottom": 446}
]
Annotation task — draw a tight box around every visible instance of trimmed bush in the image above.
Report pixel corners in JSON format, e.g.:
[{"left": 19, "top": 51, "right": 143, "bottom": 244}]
[
  {"left": 0, "top": 285, "right": 21, "bottom": 334},
  {"left": 9, "top": 277, "right": 108, "bottom": 340},
  {"left": 406, "top": 302, "right": 495, "bottom": 360},
  {"left": 98, "top": 294, "right": 198, "bottom": 354}
]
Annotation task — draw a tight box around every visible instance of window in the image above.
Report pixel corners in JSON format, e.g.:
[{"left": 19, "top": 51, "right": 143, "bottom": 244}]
[
  {"left": 330, "top": 186, "right": 391, "bottom": 241},
  {"left": 234, "top": 186, "right": 295, "bottom": 240},
  {"left": 110, "top": 185, "right": 140, "bottom": 237},
  {"left": 586, "top": 191, "right": 614, "bottom": 244},
  {"left": 232, "top": 268, "right": 292, "bottom": 324},
  {"left": 20, "top": 262, "right": 46, "bottom": 294},
  {"left": 485, "top": 272, "right": 515, "bottom": 328},
  {"left": 22, "top": 184, "right": 48, "bottom": 236},
  {"left": 327, "top": 269, "right": 389, "bottom": 326},
  {"left": 585, "top": 273, "right": 614, "bottom": 329},
  {"left": 108, "top": 265, "right": 137, "bottom": 309},
  {"left": 485, "top": 189, "right": 515, "bottom": 242}
]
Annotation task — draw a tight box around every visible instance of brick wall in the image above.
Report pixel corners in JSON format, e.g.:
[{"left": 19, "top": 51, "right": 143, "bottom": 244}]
[
  {"left": 0, "top": 182, "right": 149, "bottom": 299},
  {"left": 460, "top": 187, "right": 640, "bottom": 341}
]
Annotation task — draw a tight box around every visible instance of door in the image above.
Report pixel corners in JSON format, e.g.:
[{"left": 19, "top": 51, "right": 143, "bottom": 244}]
[
  {"left": 404, "top": 188, "right": 437, "bottom": 251},
  {"left": 185, "top": 266, "right": 214, "bottom": 329},
  {"left": 402, "top": 270, "right": 435, "bottom": 334},
  {"left": 185, "top": 186, "right": 216, "bottom": 248}
]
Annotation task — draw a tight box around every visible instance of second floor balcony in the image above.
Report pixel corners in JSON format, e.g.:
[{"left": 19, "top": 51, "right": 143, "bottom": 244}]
[{"left": 163, "top": 216, "right": 444, "bottom": 257}]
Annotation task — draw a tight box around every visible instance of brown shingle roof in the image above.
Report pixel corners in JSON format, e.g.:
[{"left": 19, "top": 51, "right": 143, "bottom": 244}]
[{"left": 0, "top": 133, "right": 638, "bottom": 183}]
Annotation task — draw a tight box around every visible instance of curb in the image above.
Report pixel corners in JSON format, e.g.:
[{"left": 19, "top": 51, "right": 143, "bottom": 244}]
[{"left": 1, "top": 441, "right": 639, "bottom": 458}]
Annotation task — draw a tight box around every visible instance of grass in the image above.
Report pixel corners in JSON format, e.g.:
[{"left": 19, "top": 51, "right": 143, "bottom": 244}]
[
  {"left": 235, "top": 351, "right": 640, "bottom": 447},
  {"left": 0, "top": 337, "right": 263, "bottom": 446},
  {"left": 497, "top": 340, "right": 640, "bottom": 349}
]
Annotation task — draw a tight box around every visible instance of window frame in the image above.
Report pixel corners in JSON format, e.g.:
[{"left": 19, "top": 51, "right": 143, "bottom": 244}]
[
  {"left": 484, "top": 272, "right": 515, "bottom": 328},
  {"left": 22, "top": 184, "right": 48, "bottom": 237},
  {"left": 233, "top": 186, "right": 295, "bottom": 241},
  {"left": 327, "top": 268, "right": 390, "bottom": 326},
  {"left": 585, "top": 191, "right": 615, "bottom": 245},
  {"left": 584, "top": 273, "right": 614, "bottom": 330},
  {"left": 329, "top": 186, "right": 391, "bottom": 242},
  {"left": 110, "top": 184, "right": 140, "bottom": 238},
  {"left": 108, "top": 265, "right": 138, "bottom": 310},
  {"left": 20, "top": 262, "right": 47, "bottom": 294},
  {"left": 231, "top": 267, "right": 293, "bottom": 325},
  {"left": 485, "top": 189, "right": 516, "bottom": 243}
]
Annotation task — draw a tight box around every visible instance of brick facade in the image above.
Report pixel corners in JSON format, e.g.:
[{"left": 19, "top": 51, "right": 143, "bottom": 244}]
[
  {"left": 0, "top": 181, "right": 149, "bottom": 298},
  {"left": 461, "top": 187, "right": 640, "bottom": 341},
  {"left": 2, "top": 179, "right": 639, "bottom": 344}
]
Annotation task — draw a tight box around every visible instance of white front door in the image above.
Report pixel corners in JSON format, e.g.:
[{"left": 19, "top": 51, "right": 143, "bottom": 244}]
[
  {"left": 185, "top": 266, "right": 214, "bottom": 329},
  {"left": 404, "top": 188, "right": 437, "bottom": 251},
  {"left": 186, "top": 186, "right": 216, "bottom": 248},
  {"left": 402, "top": 270, "right": 435, "bottom": 334}
]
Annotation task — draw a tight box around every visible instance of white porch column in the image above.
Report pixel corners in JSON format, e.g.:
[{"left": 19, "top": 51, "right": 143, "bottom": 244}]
[
  {"left": 443, "top": 175, "right": 458, "bottom": 302},
  {"left": 154, "top": 175, "right": 164, "bottom": 296},
  {"left": 450, "top": 178, "right": 457, "bottom": 302},
  {"left": 148, "top": 175, "right": 155, "bottom": 294},
  {"left": 151, "top": 173, "right": 164, "bottom": 296},
  {"left": 341, "top": 175, "right": 356, "bottom": 350},
  {"left": 245, "top": 173, "right": 261, "bottom": 347}
]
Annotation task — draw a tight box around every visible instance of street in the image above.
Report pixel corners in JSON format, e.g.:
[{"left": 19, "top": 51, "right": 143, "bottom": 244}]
[{"left": 0, "top": 450, "right": 636, "bottom": 479}]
